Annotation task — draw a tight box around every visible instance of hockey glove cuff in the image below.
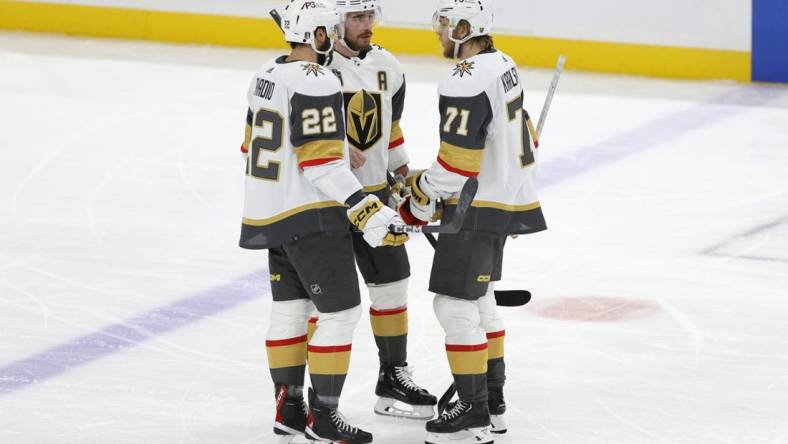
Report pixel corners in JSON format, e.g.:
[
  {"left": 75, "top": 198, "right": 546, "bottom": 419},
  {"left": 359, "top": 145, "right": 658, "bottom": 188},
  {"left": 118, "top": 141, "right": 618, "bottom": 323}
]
[
  {"left": 348, "top": 195, "right": 409, "bottom": 248},
  {"left": 397, "top": 196, "right": 428, "bottom": 226}
]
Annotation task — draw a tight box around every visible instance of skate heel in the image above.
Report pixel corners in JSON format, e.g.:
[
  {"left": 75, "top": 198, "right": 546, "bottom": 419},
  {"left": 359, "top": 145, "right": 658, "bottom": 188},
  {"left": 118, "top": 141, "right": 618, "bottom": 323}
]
[{"left": 374, "top": 396, "right": 435, "bottom": 420}]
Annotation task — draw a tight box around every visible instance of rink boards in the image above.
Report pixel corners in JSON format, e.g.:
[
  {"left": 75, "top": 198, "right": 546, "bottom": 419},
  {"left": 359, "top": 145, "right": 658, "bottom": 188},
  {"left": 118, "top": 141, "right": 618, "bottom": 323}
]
[{"left": 0, "top": 0, "right": 785, "bottom": 80}]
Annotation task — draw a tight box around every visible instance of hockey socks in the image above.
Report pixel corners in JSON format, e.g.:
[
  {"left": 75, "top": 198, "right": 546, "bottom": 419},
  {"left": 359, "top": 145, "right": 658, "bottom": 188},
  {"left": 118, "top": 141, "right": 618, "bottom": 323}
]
[
  {"left": 266, "top": 335, "right": 308, "bottom": 390},
  {"left": 485, "top": 330, "right": 505, "bottom": 388},
  {"left": 369, "top": 305, "right": 408, "bottom": 363},
  {"left": 446, "top": 341, "right": 489, "bottom": 402},
  {"left": 308, "top": 343, "right": 352, "bottom": 404}
]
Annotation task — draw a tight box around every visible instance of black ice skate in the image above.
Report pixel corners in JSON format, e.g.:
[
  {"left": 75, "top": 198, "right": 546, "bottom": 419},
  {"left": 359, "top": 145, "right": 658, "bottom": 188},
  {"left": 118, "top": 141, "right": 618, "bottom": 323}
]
[
  {"left": 273, "top": 384, "right": 308, "bottom": 444},
  {"left": 305, "top": 388, "right": 373, "bottom": 444},
  {"left": 425, "top": 400, "right": 493, "bottom": 444},
  {"left": 487, "top": 386, "right": 506, "bottom": 434},
  {"left": 374, "top": 362, "right": 437, "bottom": 419}
]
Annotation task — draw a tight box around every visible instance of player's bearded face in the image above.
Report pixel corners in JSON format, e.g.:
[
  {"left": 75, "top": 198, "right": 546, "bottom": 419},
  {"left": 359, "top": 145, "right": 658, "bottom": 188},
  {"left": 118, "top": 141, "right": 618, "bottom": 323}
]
[{"left": 344, "top": 11, "right": 375, "bottom": 51}]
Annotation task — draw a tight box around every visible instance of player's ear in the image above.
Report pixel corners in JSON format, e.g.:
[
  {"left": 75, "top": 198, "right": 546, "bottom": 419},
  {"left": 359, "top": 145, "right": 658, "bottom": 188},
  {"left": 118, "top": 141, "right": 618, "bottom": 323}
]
[{"left": 314, "top": 26, "right": 328, "bottom": 46}]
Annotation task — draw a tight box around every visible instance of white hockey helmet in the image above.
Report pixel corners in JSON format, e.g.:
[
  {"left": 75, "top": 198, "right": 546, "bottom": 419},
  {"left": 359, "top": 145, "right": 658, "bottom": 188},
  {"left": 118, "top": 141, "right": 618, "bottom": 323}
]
[
  {"left": 279, "top": 0, "right": 343, "bottom": 54},
  {"left": 335, "top": 0, "right": 383, "bottom": 25},
  {"left": 433, "top": 0, "right": 494, "bottom": 51}
]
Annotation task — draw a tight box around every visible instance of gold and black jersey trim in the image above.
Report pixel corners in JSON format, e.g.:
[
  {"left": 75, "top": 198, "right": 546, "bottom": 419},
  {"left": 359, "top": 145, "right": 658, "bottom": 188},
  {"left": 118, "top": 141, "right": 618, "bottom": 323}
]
[
  {"left": 389, "top": 120, "right": 404, "bottom": 149},
  {"left": 443, "top": 199, "right": 547, "bottom": 235},
  {"left": 295, "top": 140, "right": 344, "bottom": 169},
  {"left": 240, "top": 201, "right": 348, "bottom": 249},
  {"left": 241, "top": 108, "right": 253, "bottom": 154},
  {"left": 438, "top": 141, "right": 484, "bottom": 177},
  {"left": 389, "top": 78, "right": 406, "bottom": 148},
  {"left": 362, "top": 182, "right": 388, "bottom": 193}
]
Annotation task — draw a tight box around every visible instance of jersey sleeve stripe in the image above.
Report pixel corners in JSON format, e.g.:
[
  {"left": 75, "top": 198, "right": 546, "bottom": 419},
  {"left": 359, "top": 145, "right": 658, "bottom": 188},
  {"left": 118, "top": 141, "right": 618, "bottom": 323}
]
[
  {"left": 299, "top": 157, "right": 343, "bottom": 169},
  {"left": 241, "top": 126, "right": 252, "bottom": 153},
  {"left": 388, "top": 120, "right": 404, "bottom": 149},
  {"left": 388, "top": 137, "right": 404, "bottom": 149},
  {"left": 242, "top": 108, "right": 253, "bottom": 153},
  {"left": 437, "top": 141, "right": 483, "bottom": 177},
  {"left": 294, "top": 140, "right": 344, "bottom": 169},
  {"left": 437, "top": 158, "right": 479, "bottom": 178}
]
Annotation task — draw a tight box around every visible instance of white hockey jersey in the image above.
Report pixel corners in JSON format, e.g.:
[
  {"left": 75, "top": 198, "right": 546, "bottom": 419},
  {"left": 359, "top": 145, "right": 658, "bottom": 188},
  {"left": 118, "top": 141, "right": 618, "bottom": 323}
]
[
  {"left": 326, "top": 45, "right": 409, "bottom": 196},
  {"left": 424, "top": 48, "right": 547, "bottom": 235},
  {"left": 239, "top": 56, "right": 361, "bottom": 249}
]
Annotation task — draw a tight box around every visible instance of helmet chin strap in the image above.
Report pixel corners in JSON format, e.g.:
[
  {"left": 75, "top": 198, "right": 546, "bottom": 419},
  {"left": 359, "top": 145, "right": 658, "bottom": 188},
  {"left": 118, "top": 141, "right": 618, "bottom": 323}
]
[
  {"left": 311, "top": 38, "right": 335, "bottom": 56},
  {"left": 310, "top": 38, "right": 334, "bottom": 66},
  {"left": 450, "top": 31, "right": 473, "bottom": 59},
  {"left": 337, "top": 38, "right": 361, "bottom": 57}
]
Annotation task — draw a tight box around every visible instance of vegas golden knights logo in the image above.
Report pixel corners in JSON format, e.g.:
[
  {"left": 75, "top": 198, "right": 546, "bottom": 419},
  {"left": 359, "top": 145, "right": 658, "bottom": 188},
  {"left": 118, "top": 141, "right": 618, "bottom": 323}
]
[{"left": 343, "top": 90, "right": 383, "bottom": 151}]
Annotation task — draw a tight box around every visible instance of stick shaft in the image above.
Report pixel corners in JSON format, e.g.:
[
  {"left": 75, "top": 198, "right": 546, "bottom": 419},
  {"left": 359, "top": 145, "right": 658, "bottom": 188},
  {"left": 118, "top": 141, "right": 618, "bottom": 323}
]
[{"left": 536, "top": 55, "right": 566, "bottom": 139}]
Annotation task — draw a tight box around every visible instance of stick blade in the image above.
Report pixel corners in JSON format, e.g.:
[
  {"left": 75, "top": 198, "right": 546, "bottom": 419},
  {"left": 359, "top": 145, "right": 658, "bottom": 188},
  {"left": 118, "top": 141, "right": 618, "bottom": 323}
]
[
  {"left": 494, "top": 290, "right": 532, "bottom": 307},
  {"left": 437, "top": 383, "right": 457, "bottom": 415},
  {"left": 422, "top": 177, "right": 478, "bottom": 234}
]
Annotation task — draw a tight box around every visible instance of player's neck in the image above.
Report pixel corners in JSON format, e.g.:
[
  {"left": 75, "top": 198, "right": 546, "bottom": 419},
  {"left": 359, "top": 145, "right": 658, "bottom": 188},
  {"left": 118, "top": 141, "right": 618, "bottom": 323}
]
[{"left": 287, "top": 46, "right": 319, "bottom": 64}]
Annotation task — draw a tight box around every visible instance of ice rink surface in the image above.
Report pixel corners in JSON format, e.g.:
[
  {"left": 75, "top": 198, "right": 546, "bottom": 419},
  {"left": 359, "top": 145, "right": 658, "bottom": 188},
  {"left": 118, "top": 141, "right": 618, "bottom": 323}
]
[{"left": 1, "top": 32, "right": 788, "bottom": 443}]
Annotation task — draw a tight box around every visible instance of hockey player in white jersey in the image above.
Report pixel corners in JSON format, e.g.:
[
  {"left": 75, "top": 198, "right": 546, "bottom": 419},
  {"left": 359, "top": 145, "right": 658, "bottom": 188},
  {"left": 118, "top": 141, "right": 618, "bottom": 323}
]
[
  {"left": 238, "top": 1, "right": 409, "bottom": 443},
  {"left": 319, "top": 0, "right": 438, "bottom": 420},
  {"left": 397, "top": 1, "right": 548, "bottom": 443}
]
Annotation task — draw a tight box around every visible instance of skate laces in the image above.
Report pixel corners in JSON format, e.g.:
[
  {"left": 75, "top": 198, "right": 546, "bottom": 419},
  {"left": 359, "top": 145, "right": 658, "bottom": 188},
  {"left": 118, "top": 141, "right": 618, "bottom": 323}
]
[
  {"left": 330, "top": 409, "right": 358, "bottom": 434},
  {"left": 441, "top": 400, "right": 468, "bottom": 420},
  {"left": 394, "top": 365, "right": 420, "bottom": 391}
]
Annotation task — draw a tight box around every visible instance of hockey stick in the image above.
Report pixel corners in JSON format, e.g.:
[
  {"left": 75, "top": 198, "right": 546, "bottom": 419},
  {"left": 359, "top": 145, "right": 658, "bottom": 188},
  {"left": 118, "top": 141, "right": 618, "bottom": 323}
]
[
  {"left": 389, "top": 177, "right": 478, "bottom": 235},
  {"left": 525, "top": 54, "right": 566, "bottom": 148},
  {"left": 387, "top": 173, "right": 531, "bottom": 307}
]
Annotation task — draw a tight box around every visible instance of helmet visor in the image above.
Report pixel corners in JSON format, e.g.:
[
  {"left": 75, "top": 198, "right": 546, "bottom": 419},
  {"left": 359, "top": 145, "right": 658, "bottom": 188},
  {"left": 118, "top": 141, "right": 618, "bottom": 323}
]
[{"left": 341, "top": 6, "right": 382, "bottom": 28}]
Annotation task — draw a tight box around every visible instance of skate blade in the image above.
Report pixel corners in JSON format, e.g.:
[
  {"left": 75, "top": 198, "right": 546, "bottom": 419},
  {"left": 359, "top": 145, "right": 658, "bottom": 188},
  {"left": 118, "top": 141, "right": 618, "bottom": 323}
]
[
  {"left": 374, "top": 397, "right": 435, "bottom": 420},
  {"left": 425, "top": 426, "right": 493, "bottom": 444},
  {"left": 490, "top": 414, "right": 507, "bottom": 434},
  {"left": 273, "top": 431, "right": 307, "bottom": 444},
  {"left": 274, "top": 423, "right": 307, "bottom": 443},
  {"left": 274, "top": 435, "right": 305, "bottom": 444}
]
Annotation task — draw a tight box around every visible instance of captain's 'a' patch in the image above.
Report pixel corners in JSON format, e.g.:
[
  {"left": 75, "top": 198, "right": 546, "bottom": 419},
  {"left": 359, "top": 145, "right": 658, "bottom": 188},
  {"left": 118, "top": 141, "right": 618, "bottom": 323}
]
[{"left": 343, "top": 89, "right": 383, "bottom": 151}]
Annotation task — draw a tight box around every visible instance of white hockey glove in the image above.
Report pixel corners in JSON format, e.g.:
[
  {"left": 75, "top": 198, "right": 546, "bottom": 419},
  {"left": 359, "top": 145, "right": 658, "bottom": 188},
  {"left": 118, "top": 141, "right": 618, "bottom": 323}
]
[
  {"left": 398, "top": 171, "right": 441, "bottom": 225},
  {"left": 348, "top": 195, "right": 409, "bottom": 247}
]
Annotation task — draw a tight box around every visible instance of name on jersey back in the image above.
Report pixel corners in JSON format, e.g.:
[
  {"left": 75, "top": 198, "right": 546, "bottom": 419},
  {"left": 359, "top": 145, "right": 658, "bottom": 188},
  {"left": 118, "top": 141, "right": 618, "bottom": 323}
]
[{"left": 254, "top": 77, "right": 276, "bottom": 100}]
